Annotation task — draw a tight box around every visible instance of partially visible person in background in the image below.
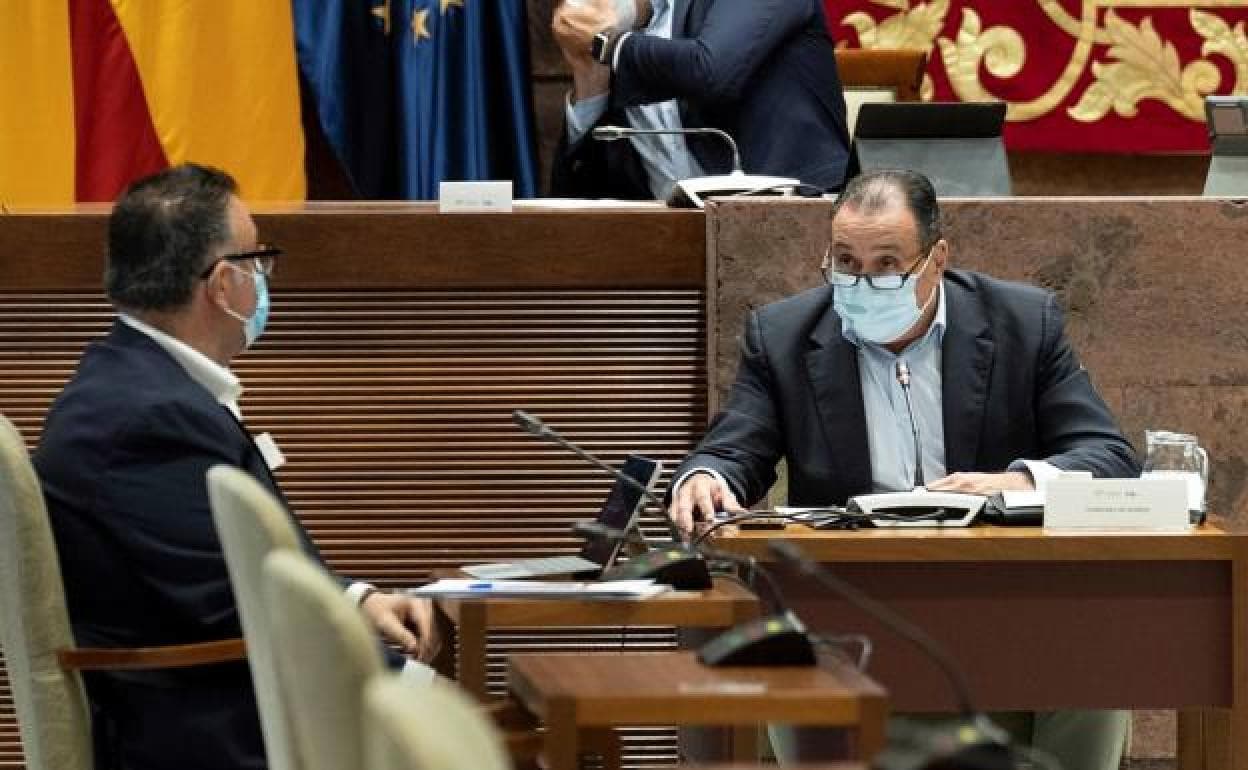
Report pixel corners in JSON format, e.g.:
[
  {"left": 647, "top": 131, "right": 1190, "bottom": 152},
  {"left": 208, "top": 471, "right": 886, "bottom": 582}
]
[{"left": 550, "top": 0, "right": 851, "bottom": 200}]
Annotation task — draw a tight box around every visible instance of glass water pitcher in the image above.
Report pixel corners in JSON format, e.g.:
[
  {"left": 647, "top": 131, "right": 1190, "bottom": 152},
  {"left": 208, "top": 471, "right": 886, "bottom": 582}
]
[{"left": 1142, "top": 430, "right": 1209, "bottom": 524}]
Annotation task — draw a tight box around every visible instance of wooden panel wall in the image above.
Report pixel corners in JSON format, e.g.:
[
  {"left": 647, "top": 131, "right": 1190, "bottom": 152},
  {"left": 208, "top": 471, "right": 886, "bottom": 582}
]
[{"left": 0, "top": 205, "right": 707, "bottom": 768}]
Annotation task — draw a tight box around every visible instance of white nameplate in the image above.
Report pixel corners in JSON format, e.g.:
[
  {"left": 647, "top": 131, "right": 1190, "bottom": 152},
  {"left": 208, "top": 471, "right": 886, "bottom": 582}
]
[
  {"left": 1044, "top": 477, "right": 1189, "bottom": 531},
  {"left": 254, "top": 432, "right": 286, "bottom": 471},
  {"left": 438, "top": 181, "right": 513, "bottom": 213}
]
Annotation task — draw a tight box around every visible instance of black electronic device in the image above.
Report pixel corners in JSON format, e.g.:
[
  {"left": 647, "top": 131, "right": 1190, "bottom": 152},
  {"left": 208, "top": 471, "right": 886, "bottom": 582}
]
[
  {"left": 578, "top": 520, "right": 817, "bottom": 666},
  {"left": 512, "top": 409, "right": 714, "bottom": 590},
  {"left": 737, "top": 517, "right": 788, "bottom": 531},
  {"left": 601, "top": 545, "right": 713, "bottom": 589},
  {"left": 696, "top": 611, "right": 816, "bottom": 666},
  {"left": 850, "top": 101, "right": 1011, "bottom": 196},
  {"left": 768, "top": 541, "right": 1021, "bottom": 770},
  {"left": 462, "top": 453, "right": 662, "bottom": 580}
]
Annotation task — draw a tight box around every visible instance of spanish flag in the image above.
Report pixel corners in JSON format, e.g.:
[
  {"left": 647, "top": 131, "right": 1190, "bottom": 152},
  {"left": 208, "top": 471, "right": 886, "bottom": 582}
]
[{"left": 0, "top": 0, "right": 305, "bottom": 207}]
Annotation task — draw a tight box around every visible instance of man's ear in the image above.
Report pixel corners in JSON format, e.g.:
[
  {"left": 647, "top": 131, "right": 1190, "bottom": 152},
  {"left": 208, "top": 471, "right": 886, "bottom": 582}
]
[{"left": 202, "top": 262, "right": 234, "bottom": 307}]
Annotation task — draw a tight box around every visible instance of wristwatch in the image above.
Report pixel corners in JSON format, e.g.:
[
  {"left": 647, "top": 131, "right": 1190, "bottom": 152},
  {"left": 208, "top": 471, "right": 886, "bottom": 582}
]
[{"left": 590, "top": 29, "right": 618, "bottom": 66}]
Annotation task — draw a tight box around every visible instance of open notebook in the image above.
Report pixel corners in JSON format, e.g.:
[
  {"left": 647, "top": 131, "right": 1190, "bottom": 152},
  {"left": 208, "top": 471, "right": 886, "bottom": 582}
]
[{"left": 461, "top": 455, "right": 663, "bottom": 579}]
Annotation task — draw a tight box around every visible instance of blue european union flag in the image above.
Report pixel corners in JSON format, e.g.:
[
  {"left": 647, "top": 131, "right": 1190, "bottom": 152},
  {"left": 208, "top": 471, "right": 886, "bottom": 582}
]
[{"left": 293, "top": 0, "right": 539, "bottom": 200}]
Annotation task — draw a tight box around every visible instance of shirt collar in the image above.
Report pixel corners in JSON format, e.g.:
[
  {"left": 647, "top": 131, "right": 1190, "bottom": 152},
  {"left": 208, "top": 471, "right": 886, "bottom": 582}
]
[
  {"left": 119, "top": 314, "right": 243, "bottom": 409},
  {"left": 841, "top": 279, "right": 947, "bottom": 352}
]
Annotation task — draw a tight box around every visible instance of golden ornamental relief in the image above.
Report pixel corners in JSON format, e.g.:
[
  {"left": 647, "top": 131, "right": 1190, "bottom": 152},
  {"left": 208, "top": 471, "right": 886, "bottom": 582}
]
[
  {"left": 1191, "top": 9, "right": 1248, "bottom": 93},
  {"left": 840, "top": 0, "right": 1248, "bottom": 124},
  {"left": 938, "top": 9, "right": 1026, "bottom": 106},
  {"left": 1068, "top": 11, "right": 1218, "bottom": 121},
  {"left": 842, "top": 0, "right": 949, "bottom": 98}
]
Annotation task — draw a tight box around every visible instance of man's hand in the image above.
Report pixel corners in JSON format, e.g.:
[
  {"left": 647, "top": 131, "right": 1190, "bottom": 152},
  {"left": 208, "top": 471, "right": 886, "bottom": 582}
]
[
  {"left": 552, "top": 0, "right": 616, "bottom": 64},
  {"left": 553, "top": 0, "right": 614, "bottom": 101},
  {"left": 926, "top": 471, "right": 1033, "bottom": 496},
  {"left": 360, "top": 592, "right": 441, "bottom": 662},
  {"left": 668, "top": 472, "right": 745, "bottom": 537}
]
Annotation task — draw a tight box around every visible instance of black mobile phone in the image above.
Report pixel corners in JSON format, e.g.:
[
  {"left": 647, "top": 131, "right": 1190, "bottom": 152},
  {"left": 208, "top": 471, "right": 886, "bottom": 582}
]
[{"left": 737, "top": 517, "right": 788, "bottom": 531}]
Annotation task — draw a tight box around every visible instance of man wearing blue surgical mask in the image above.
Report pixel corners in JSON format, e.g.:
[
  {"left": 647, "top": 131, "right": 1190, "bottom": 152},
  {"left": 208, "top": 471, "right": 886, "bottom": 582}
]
[
  {"left": 667, "top": 169, "right": 1137, "bottom": 770},
  {"left": 34, "top": 163, "right": 439, "bottom": 769}
]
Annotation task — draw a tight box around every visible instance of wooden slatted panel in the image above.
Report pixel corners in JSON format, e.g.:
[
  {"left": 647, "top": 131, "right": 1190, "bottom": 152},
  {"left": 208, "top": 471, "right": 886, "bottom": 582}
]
[{"left": 0, "top": 285, "right": 706, "bottom": 768}]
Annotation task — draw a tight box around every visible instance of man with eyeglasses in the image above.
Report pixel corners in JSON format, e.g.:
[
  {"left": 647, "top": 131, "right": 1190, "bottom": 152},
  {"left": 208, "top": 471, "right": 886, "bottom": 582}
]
[
  {"left": 666, "top": 169, "right": 1137, "bottom": 770},
  {"left": 34, "top": 164, "right": 438, "bottom": 769}
]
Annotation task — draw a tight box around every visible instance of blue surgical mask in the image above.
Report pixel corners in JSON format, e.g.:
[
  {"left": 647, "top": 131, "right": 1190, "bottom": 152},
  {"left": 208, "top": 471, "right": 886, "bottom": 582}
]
[
  {"left": 833, "top": 258, "right": 935, "bottom": 345},
  {"left": 223, "top": 266, "right": 270, "bottom": 348}
]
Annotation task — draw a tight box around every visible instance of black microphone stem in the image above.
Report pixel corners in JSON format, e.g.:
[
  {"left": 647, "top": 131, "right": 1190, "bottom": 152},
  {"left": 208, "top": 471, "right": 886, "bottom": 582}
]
[
  {"left": 513, "top": 410, "right": 686, "bottom": 545},
  {"left": 770, "top": 540, "right": 976, "bottom": 717}
]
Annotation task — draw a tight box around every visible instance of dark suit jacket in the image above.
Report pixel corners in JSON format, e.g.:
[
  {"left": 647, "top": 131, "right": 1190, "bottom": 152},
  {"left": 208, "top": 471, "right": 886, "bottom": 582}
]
[
  {"left": 551, "top": 0, "right": 851, "bottom": 198},
  {"left": 34, "top": 321, "right": 327, "bottom": 770},
  {"left": 673, "top": 270, "right": 1140, "bottom": 506}
]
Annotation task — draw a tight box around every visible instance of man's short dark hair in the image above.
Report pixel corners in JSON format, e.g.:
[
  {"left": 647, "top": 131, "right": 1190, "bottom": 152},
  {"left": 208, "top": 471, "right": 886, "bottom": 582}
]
[
  {"left": 106, "top": 164, "right": 239, "bottom": 311},
  {"left": 830, "top": 169, "right": 942, "bottom": 251}
]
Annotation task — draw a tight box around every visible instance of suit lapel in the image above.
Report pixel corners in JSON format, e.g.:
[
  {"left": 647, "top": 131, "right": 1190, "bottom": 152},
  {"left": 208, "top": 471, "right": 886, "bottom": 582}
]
[
  {"left": 805, "top": 300, "right": 872, "bottom": 493},
  {"left": 940, "top": 276, "right": 994, "bottom": 472}
]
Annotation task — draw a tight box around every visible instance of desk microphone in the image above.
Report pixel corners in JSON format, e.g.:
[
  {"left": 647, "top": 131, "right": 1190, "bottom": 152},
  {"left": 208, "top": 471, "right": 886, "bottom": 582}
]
[
  {"left": 843, "top": 363, "right": 986, "bottom": 525},
  {"left": 896, "top": 360, "right": 925, "bottom": 490},
  {"left": 768, "top": 540, "right": 1020, "bottom": 770},
  {"left": 513, "top": 409, "right": 711, "bottom": 589},
  {"left": 590, "top": 125, "right": 801, "bottom": 208},
  {"left": 573, "top": 520, "right": 817, "bottom": 666}
]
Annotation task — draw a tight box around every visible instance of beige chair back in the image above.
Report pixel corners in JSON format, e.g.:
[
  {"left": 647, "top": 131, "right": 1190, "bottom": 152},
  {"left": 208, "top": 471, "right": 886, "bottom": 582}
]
[
  {"left": 262, "top": 549, "right": 386, "bottom": 770},
  {"left": 363, "top": 675, "right": 511, "bottom": 770},
  {"left": 0, "top": 414, "right": 93, "bottom": 770},
  {"left": 207, "top": 464, "right": 304, "bottom": 770}
]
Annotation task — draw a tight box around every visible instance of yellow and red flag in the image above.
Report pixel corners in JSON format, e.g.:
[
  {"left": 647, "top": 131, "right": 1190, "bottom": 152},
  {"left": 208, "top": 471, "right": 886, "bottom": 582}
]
[{"left": 1, "top": 0, "right": 305, "bottom": 207}]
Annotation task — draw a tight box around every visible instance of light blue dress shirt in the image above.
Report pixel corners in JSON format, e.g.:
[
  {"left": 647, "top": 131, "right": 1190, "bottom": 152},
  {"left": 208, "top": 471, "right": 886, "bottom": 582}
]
[
  {"left": 564, "top": 0, "right": 705, "bottom": 199},
  {"left": 843, "top": 284, "right": 948, "bottom": 492}
]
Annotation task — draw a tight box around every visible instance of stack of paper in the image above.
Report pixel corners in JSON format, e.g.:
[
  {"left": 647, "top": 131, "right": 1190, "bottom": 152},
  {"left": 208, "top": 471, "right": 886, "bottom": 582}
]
[{"left": 409, "top": 578, "right": 670, "bottom": 600}]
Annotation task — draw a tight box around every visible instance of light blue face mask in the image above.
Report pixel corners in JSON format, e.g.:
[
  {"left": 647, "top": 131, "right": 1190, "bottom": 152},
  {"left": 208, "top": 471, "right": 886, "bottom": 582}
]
[
  {"left": 223, "top": 265, "right": 270, "bottom": 348},
  {"left": 832, "top": 253, "right": 934, "bottom": 345}
]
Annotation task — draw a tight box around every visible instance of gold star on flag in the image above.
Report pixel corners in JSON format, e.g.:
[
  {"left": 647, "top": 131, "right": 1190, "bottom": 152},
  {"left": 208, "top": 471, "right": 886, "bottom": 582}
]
[
  {"left": 411, "top": 9, "right": 432, "bottom": 43},
  {"left": 371, "top": 0, "right": 391, "bottom": 34},
  {"left": 441, "top": 0, "right": 464, "bottom": 12}
]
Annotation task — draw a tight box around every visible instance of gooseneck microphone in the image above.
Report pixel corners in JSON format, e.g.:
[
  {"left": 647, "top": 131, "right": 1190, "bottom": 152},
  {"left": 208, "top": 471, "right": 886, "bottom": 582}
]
[
  {"left": 770, "top": 540, "right": 1029, "bottom": 770},
  {"left": 895, "top": 360, "right": 926, "bottom": 490},
  {"left": 589, "top": 125, "right": 802, "bottom": 208},
  {"left": 512, "top": 409, "right": 684, "bottom": 545},
  {"left": 592, "top": 125, "right": 744, "bottom": 173},
  {"left": 770, "top": 539, "right": 977, "bottom": 717}
]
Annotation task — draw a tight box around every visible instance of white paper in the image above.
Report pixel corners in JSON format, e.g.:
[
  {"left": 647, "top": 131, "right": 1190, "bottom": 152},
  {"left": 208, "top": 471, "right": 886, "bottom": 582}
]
[{"left": 408, "top": 578, "right": 670, "bottom": 599}]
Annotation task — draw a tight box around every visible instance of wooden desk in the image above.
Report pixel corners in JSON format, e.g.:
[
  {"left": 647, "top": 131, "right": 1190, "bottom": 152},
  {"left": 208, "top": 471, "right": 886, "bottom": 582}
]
[
  {"left": 435, "top": 575, "right": 760, "bottom": 697},
  {"left": 508, "top": 651, "right": 888, "bottom": 770},
  {"left": 715, "top": 522, "right": 1248, "bottom": 770}
]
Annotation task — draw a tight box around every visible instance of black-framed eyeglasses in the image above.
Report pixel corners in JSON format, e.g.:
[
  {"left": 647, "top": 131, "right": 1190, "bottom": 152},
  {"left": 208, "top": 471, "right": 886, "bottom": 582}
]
[
  {"left": 821, "top": 245, "right": 932, "bottom": 291},
  {"left": 198, "top": 245, "right": 282, "bottom": 280}
]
